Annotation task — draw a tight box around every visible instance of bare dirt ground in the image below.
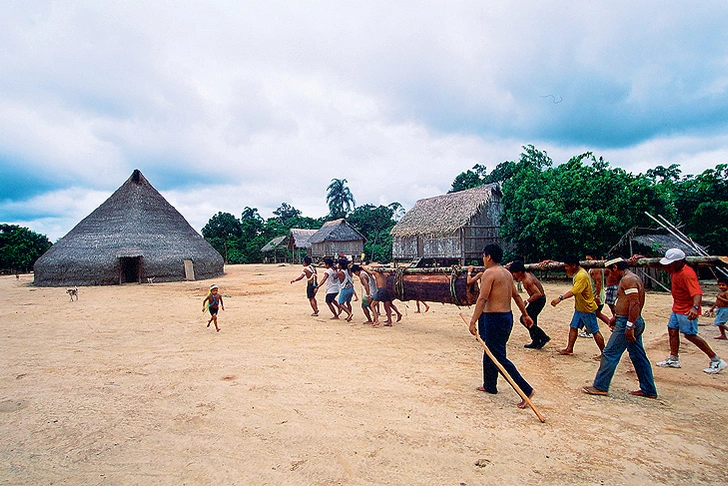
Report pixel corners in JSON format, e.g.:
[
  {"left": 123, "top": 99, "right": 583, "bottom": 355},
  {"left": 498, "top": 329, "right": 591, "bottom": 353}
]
[{"left": 2, "top": 264, "right": 728, "bottom": 485}]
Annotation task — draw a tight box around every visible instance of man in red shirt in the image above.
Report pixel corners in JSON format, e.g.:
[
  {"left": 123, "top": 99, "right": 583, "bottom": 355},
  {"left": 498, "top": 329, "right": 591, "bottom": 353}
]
[{"left": 656, "top": 248, "right": 727, "bottom": 374}]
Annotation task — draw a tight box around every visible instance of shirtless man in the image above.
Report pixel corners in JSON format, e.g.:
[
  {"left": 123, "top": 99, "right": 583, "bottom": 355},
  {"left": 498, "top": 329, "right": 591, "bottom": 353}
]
[
  {"left": 583, "top": 258, "right": 657, "bottom": 398},
  {"left": 468, "top": 244, "right": 535, "bottom": 409},
  {"left": 508, "top": 260, "right": 551, "bottom": 349},
  {"left": 363, "top": 265, "right": 402, "bottom": 326}
]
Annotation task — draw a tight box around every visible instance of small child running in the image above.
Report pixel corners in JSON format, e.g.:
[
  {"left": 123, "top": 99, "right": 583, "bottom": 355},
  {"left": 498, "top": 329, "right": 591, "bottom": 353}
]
[
  {"left": 708, "top": 277, "right": 728, "bottom": 340},
  {"left": 203, "top": 284, "right": 225, "bottom": 332}
]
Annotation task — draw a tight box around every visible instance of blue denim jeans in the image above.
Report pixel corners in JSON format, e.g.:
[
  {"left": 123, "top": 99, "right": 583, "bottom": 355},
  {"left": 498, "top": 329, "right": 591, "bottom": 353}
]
[
  {"left": 593, "top": 316, "right": 657, "bottom": 396},
  {"left": 478, "top": 312, "right": 533, "bottom": 396}
]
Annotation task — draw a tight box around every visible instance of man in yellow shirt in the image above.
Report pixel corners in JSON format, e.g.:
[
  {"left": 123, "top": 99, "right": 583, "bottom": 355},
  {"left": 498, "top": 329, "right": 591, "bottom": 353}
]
[{"left": 551, "top": 254, "right": 606, "bottom": 357}]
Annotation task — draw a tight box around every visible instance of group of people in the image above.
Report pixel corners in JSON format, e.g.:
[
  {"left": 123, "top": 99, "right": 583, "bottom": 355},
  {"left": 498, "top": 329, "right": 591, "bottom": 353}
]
[
  {"left": 468, "top": 244, "right": 727, "bottom": 411},
  {"left": 285, "top": 244, "right": 727, "bottom": 412},
  {"left": 290, "top": 256, "right": 403, "bottom": 326}
]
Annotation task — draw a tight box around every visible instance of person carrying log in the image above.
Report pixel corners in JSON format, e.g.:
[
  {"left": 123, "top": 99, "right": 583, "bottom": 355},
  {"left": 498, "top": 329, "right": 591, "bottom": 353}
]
[
  {"left": 583, "top": 257, "right": 658, "bottom": 398},
  {"left": 468, "top": 244, "right": 535, "bottom": 409},
  {"left": 655, "top": 248, "right": 727, "bottom": 374},
  {"left": 551, "top": 254, "right": 606, "bottom": 358},
  {"left": 508, "top": 260, "right": 551, "bottom": 349}
]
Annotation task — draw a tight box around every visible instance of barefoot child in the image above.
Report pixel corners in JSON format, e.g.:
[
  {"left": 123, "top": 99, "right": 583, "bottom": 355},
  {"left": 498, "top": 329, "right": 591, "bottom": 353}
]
[
  {"left": 203, "top": 284, "right": 225, "bottom": 332},
  {"left": 290, "top": 256, "right": 319, "bottom": 316},
  {"left": 708, "top": 277, "right": 728, "bottom": 340}
]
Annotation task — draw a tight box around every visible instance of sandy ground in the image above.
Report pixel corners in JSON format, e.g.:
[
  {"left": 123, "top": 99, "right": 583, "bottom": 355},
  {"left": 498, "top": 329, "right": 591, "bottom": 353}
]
[{"left": 2, "top": 264, "right": 728, "bottom": 485}]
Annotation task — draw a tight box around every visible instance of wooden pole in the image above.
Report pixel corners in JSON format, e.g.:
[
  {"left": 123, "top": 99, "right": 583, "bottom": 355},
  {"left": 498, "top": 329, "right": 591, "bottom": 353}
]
[{"left": 458, "top": 313, "right": 546, "bottom": 423}]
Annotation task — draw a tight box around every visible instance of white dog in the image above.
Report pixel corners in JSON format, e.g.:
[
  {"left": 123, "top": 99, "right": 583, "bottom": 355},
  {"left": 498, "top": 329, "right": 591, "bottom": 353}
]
[{"left": 66, "top": 287, "right": 78, "bottom": 301}]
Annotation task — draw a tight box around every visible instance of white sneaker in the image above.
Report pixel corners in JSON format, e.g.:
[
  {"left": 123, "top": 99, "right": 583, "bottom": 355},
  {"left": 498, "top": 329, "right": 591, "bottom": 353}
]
[
  {"left": 578, "top": 331, "right": 593, "bottom": 338},
  {"left": 704, "top": 358, "right": 727, "bottom": 374},
  {"left": 656, "top": 356, "right": 681, "bottom": 368}
]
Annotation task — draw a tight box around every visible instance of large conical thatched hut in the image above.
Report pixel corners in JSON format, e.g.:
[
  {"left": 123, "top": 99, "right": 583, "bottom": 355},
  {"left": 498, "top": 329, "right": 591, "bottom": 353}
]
[
  {"left": 34, "top": 169, "right": 224, "bottom": 286},
  {"left": 390, "top": 184, "right": 502, "bottom": 265}
]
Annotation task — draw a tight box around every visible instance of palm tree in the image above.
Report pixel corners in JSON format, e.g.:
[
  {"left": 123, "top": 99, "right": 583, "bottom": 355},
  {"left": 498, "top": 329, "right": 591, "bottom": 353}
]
[{"left": 326, "top": 178, "right": 356, "bottom": 219}]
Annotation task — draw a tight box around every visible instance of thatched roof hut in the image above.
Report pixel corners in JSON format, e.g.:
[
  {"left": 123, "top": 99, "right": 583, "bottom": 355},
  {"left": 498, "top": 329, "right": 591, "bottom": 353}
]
[
  {"left": 390, "top": 184, "right": 502, "bottom": 265},
  {"left": 609, "top": 227, "right": 706, "bottom": 258},
  {"left": 260, "top": 235, "right": 288, "bottom": 263},
  {"left": 34, "top": 169, "right": 224, "bottom": 286},
  {"left": 309, "top": 219, "right": 365, "bottom": 260},
  {"left": 288, "top": 228, "right": 317, "bottom": 263}
]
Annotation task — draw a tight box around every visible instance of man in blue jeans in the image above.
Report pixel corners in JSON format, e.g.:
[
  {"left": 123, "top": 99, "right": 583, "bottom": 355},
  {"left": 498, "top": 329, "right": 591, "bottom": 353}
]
[{"left": 583, "top": 258, "right": 658, "bottom": 399}]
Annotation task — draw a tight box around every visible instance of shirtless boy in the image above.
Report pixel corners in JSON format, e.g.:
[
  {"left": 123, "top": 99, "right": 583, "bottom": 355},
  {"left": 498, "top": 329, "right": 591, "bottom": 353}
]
[
  {"left": 468, "top": 244, "right": 535, "bottom": 409},
  {"left": 508, "top": 260, "right": 551, "bottom": 349},
  {"left": 351, "top": 264, "right": 378, "bottom": 324},
  {"left": 363, "top": 265, "right": 402, "bottom": 326}
]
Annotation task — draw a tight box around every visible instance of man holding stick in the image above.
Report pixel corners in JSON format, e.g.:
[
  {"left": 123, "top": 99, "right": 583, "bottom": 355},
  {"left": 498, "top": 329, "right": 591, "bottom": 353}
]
[
  {"left": 583, "top": 258, "right": 658, "bottom": 398},
  {"left": 469, "top": 244, "right": 535, "bottom": 408}
]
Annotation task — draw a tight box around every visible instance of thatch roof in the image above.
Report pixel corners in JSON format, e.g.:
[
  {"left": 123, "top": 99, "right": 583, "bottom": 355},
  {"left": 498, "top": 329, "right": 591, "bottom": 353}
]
[
  {"left": 288, "top": 228, "right": 317, "bottom": 249},
  {"left": 390, "top": 184, "right": 501, "bottom": 237},
  {"left": 610, "top": 226, "right": 707, "bottom": 257},
  {"left": 34, "top": 169, "right": 224, "bottom": 286},
  {"left": 261, "top": 235, "right": 287, "bottom": 252},
  {"left": 309, "top": 218, "right": 365, "bottom": 243}
]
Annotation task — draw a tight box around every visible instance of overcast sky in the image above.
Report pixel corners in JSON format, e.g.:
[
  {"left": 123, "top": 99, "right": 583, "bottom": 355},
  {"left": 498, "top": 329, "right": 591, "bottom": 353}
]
[{"left": 2, "top": 1, "right": 728, "bottom": 241}]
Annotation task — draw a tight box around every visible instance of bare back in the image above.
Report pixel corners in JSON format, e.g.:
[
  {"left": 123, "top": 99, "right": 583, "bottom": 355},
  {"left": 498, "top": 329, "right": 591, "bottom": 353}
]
[{"left": 480, "top": 264, "right": 516, "bottom": 313}]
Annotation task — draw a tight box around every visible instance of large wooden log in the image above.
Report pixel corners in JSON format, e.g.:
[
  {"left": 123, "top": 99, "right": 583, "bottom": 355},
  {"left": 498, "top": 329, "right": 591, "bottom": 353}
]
[{"left": 365, "top": 255, "right": 728, "bottom": 305}]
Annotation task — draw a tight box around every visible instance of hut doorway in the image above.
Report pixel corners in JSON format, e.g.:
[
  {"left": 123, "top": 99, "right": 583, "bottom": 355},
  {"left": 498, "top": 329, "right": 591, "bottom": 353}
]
[{"left": 119, "top": 257, "right": 141, "bottom": 284}]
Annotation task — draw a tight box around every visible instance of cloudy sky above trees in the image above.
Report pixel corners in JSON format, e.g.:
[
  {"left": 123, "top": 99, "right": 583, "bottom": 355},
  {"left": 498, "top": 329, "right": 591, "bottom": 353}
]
[{"left": 2, "top": 1, "right": 728, "bottom": 240}]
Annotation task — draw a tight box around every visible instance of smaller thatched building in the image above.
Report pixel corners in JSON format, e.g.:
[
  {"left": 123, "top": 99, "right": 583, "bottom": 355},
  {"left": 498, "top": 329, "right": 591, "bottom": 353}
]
[
  {"left": 390, "top": 184, "right": 502, "bottom": 265},
  {"left": 309, "top": 219, "right": 365, "bottom": 261},
  {"left": 288, "top": 228, "right": 317, "bottom": 263},
  {"left": 261, "top": 235, "right": 288, "bottom": 263},
  {"left": 609, "top": 226, "right": 709, "bottom": 289},
  {"left": 34, "top": 169, "right": 224, "bottom": 286}
]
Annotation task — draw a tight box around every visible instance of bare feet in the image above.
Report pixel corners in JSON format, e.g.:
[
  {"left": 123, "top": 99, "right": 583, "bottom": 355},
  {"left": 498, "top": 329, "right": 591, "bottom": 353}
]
[
  {"left": 372, "top": 321, "right": 380, "bottom": 327},
  {"left": 345, "top": 314, "right": 353, "bottom": 322},
  {"left": 582, "top": 386, "right": 607, "bottom": 396},
  {"left": 592, "top": 354, "right": 603, "bottom": 361},
  {"left": 629, "top": 390, "right": 657, "bottom": 399},
  {"left": 330, "top": 316, "right": 339, "bottom": 320},
  {"left": 207, "top": 322, "right": 211, "bottom": 328},
  {"left": 715, "top": 335, "right": 727, "bottom": 340},
  {"left": 517, "top": 390, "right": 535, "bottom": 408},
  {"left": 215, "top": 327, "right": 220, "bottom": 332},
  {"left": 557, "top": 349, "right": 574, "bottom": 355},
  {"left": 383, "top": 322, "right": 393, "bottom": 327},
  {"left": 396, "top": 313, "right": 402, "bottom": 322}
]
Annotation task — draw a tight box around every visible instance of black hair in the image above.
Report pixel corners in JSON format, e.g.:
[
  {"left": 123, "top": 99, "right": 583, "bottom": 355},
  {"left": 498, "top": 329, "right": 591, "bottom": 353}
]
[
  {"left": 564, "top": 254, "right": 580, "bottom": 266},
  {"left": 509, "top": 260, "right": 526, "bottom": 273},
  {"left": 338, "top": 258, "right": 350, "bottom": 269},
  {"left": 718, "top": 276, "right": 728, "bottom": 285},
  {"left": 613, "top": 261, "right": 629, "bottom": 270},
  {"left": 303, "top": 256, "right": 312, "bottom": 265},
  {"left": 351, "top": 264, "right": 361, "bottom": 273},
  {"left": 323, "top": 257, "right": 334, "bottom": 268},
  {"left": 482, "top": 243, "right": 503, "bottom": 264}
]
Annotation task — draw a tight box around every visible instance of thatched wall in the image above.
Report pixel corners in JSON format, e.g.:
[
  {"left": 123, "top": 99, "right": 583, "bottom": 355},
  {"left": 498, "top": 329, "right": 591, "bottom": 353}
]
[
  {"left": 34, "top": 170, "right": 224, "bottom": 286},
  {"left": 391, "top": 184, "right": 502, "bottom": 263},
  {"left": 309, "top": 218, "right": 365, "bottom": 259}
]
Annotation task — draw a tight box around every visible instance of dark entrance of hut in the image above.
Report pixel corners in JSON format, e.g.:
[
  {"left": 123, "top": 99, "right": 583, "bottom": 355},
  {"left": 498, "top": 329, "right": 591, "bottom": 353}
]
[{"left": 119, "top": 257, "right": 141, "bottom": 284}]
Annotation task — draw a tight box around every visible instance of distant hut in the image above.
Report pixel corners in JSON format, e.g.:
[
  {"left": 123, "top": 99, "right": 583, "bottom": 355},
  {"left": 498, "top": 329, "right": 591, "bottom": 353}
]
[
  {"left": 309, "top": 219, "right": 365, "bottom": 261},
  {"left": 260, "top": 235, "right": 288, "bottom": 263},
  {"left": 288, "top": 228, "right": 317, "bottom": 263},
  {"left": 390, "top": 184, "right": 502, "bottom": 266},
  {"left": 34, "top": 169, "right": 224, "bottom": 286},
  {"left": 609, "top": 226, "right": 708, "bottom": 289}
]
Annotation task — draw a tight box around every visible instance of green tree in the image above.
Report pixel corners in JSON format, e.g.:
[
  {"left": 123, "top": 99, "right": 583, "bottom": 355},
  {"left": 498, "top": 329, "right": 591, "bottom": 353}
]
[
  {"left": 202, "top": 212, "right": 242, "bottom": 263},
  {"left": 326, "top": 178, "right": 355, "bottom": 219},
  {"left": 272, "top": 202, "right": 302, "bottom": 227},
  {"left": 348, "top": 204, "right": 398, "bottom": 262},
  {"left": 497, "top": 146, "right": 672, "bottom": 261},
  {"left": 0, "top": 224, "right": 52, "bottom": 273},
  {"left": 672, "top": 164, "right": 728, "bottom": 254}
]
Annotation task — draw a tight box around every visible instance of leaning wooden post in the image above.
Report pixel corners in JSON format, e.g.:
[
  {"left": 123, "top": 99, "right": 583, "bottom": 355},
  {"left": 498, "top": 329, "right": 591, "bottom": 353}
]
[{"left": 459, "top": 313, "right": 546, "bottom": 423}]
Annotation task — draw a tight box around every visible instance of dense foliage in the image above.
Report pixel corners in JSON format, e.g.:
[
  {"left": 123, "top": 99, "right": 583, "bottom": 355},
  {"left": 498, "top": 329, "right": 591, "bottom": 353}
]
[
  {"left": 450, "top": 145, "right": 727, "bottom": 261},
  {"left": 0, "top": 224, "right": 52, "bottom": 273}
]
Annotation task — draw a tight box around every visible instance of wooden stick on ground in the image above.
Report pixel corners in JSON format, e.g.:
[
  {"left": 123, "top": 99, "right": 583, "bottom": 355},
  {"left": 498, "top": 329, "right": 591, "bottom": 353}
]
[{"left": 459, "top": 313, "right": 546, "bottom": 423}]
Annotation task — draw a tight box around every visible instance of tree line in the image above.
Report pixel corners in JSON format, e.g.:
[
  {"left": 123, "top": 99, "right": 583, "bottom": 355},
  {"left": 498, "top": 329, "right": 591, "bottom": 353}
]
[
  {"left": 450, "top": 145, "right": 728, "bottom": 262},
  {"left": 201, "top": 178, "right": 404, "bottom": 264}
]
